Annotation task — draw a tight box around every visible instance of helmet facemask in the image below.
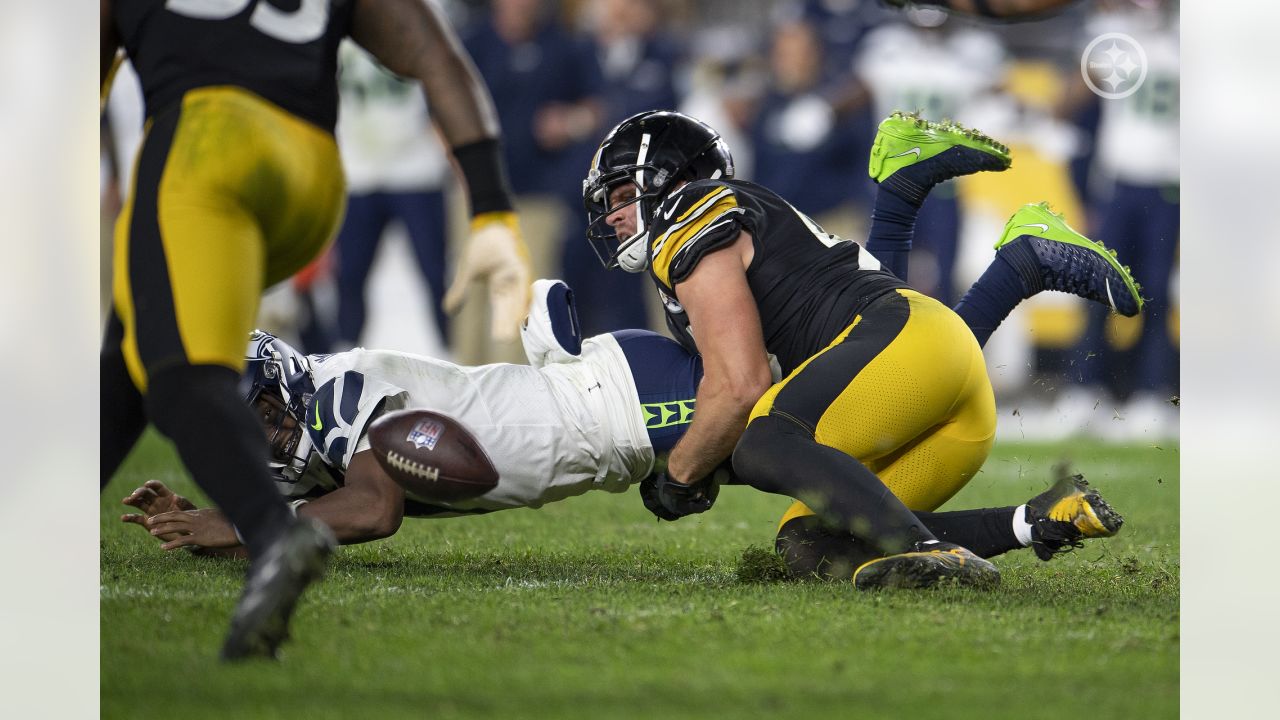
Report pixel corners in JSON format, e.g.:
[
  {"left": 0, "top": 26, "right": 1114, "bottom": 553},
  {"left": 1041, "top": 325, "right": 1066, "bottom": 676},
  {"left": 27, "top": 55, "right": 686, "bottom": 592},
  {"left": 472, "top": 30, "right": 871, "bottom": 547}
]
[
  {"left": 242, "top": 331, "right": 316, "bottom": 483},
  {"left": 583, "top": 112, "right": 737, "bottom": 274},
  {"left": 584, "top": 164, "right": 667, "bottom": 273},
  {"left": 247, "top": 384, "right": 314, "bottom": 483}
]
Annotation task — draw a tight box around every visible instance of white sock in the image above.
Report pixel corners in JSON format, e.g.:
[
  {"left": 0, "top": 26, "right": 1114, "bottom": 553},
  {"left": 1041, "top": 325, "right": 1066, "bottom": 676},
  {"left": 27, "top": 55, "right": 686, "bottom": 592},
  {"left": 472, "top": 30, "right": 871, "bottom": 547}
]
[{"left": 1012, "top": 504, "right": 1034, "bottom": 547}]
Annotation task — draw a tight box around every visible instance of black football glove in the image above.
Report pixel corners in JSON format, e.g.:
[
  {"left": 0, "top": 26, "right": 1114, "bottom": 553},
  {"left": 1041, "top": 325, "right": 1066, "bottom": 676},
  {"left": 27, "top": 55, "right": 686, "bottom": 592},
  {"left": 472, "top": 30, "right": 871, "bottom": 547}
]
[{"left": 639, "top": 472, "right": 719, "bottom": 521}]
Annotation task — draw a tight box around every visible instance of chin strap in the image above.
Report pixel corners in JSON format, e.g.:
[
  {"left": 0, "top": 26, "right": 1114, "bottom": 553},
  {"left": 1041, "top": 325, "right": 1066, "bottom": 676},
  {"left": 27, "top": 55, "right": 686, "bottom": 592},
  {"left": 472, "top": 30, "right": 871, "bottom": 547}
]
[{"left": 616, "top": 231, "right": 650, "bottom": 273}]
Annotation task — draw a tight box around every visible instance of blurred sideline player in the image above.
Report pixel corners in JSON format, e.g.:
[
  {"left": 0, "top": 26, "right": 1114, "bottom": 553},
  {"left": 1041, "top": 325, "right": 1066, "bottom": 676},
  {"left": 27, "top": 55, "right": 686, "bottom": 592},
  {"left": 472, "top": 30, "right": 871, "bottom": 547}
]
[
  {"left": 855, "top": 8, "right": 1007, "bottom": 304},
  {"left": 330, "top": 40, "right": 454, "bottom": 352},
  {"left": 101, "top": 0, "right": 530, "bottom": 660},
  {"left": 121, "top": 281, "right": 1121, "bottom": 573},
  {"left": 581, "top": 110, "right": 1139, "bottom": 589},
  {"left": 1066, "top": 0, "right": 1180, "bottom": 438}
]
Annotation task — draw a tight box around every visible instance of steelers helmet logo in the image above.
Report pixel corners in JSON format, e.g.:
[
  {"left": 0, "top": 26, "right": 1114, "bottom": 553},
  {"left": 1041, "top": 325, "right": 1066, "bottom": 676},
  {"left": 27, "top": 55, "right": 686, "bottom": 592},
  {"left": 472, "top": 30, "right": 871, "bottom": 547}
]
[{"left": 1081, "top": 32, "right": 1148, "bottom": 100}]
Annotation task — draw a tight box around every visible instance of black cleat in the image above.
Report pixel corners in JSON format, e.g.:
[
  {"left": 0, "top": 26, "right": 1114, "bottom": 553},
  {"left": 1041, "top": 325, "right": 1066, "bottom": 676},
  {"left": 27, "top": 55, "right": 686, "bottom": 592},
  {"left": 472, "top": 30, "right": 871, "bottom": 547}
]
[
  {"left": 220, "top": 517, "right": 335, "bottom": 661},
  {"left": 853, "top": 540, "right": 1000, "bottom": 590},
  {"left": 1025, "top": 474, "right": 1124, "bottom": 561}
]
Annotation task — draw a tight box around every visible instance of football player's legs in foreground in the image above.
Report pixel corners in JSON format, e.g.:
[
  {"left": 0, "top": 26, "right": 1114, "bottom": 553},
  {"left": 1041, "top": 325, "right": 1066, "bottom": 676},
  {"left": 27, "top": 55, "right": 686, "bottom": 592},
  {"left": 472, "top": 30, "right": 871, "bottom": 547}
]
[{"left": 100, "top": 86, "right": 343, "bottom": 659}]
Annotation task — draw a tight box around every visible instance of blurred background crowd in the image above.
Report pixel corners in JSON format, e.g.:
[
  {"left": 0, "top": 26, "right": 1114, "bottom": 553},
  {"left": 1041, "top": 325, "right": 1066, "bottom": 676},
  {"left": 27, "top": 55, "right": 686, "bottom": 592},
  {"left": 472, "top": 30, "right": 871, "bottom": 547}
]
[{"left": 101, "top": 0, "right": 1178, "bottom": 442}]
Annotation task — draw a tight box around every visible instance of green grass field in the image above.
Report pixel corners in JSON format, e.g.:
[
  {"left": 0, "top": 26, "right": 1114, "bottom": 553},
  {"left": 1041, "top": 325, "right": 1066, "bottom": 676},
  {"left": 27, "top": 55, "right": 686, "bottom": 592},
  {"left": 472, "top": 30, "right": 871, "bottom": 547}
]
[{"left": 101, "top": 432, "right": 1178, "bottom": 720}]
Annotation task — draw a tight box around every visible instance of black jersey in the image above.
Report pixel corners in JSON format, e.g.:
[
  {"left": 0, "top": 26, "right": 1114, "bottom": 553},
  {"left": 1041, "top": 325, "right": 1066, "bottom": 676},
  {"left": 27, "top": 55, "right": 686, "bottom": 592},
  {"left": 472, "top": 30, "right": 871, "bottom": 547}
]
[
  {"left": 647, "top": 179, "right": 908, "bottom": 375},
  {"left": 113, "top": 0, "right": 354, "bottom": 131}
]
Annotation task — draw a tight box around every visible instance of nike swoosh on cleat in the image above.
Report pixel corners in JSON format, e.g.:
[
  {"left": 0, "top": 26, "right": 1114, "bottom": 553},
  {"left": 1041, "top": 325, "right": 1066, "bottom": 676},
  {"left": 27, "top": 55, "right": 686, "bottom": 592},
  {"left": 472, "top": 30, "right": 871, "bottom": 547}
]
[
  {"left": 1104, "top": 278, "right": 1116, "bottom": 310},
  {"left": 1015, "top": 223, "right": 1050, "bottom": 234},
  {"left": 888, "top": 147, "right": 922, "bottom": 159}
]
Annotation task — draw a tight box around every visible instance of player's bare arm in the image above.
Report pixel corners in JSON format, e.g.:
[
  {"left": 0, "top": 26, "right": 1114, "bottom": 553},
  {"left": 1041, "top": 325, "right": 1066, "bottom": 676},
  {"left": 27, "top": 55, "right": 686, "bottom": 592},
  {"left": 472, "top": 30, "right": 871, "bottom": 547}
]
[
  {"left": 665, "top": 231, "right": 772, "bottom": 486},
  {"left": 888, "top": 0, "right": 1076, "bottom": 19},
  {"left": 296, "top": 451, "right": 406, "bottom": 543},
  {"left": 953, "top": 0, "right": 1076, "bottom": 18},
  {"left": 350, "top": 0, "right": 500, "bottom": 147},
  {"left": 123, "top": 449, "right": 406, "bottom": 553}
]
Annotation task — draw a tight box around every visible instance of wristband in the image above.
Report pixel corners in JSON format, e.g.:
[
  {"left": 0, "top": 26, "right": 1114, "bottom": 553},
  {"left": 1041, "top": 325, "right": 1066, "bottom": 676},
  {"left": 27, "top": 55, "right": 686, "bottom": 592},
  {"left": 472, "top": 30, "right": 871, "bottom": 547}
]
[
  {"left": 453, "top": 138, "right": 516, "bottom": 216},
  {"left": 469, "top": 210, "right": 520, "bottom": 234}
]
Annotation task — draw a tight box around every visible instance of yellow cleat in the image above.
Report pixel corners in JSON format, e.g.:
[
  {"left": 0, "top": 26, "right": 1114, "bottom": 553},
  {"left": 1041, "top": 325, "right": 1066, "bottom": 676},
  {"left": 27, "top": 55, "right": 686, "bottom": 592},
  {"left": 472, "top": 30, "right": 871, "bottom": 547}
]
[{"left": 1024, "top": 474, "right": 1124, "bottom": 561}]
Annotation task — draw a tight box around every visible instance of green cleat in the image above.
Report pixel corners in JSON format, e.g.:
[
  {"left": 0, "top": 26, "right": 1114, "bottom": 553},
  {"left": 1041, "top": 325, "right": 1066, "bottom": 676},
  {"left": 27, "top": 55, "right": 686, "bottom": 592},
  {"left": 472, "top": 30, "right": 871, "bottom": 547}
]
[
  {"left": 995, "top": 202, "right": 1144, "bottom": 316},
  {"left": 868, "top": 111, "right": 1011, "bottom": 205},
  {"left": 852, "top": 541, "right": 1000, "bottom": 591},
  {"left": 1024, "top": 474, "right": 1125, "bottom": 561}
]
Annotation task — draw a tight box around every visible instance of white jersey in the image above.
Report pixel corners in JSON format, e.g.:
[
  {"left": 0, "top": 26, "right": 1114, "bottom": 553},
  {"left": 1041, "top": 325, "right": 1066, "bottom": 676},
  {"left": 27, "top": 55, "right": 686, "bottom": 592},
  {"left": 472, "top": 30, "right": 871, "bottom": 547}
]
[
  {"left": 282, "top": 336, "right": 655, "bottom": 516},
  {"left": 856, "top": 23, "right": 1006, "bottom": 125},
  {"left": 335, "top": 41, "right": 450, "bottom": 194},
  {"left": 1091, "top": 10, "right": 1180, "bottom": 185}
]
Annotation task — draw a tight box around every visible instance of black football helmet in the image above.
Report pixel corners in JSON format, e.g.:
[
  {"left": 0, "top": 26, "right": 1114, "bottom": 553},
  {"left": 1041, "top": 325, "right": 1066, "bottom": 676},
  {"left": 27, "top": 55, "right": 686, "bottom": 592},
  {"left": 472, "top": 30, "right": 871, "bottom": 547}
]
[
  {"left": 240, "top": 330, "right": 316, "bottom": 483},
  {"left": 583, "top": 110, "right": 735, "bottom": 273}
]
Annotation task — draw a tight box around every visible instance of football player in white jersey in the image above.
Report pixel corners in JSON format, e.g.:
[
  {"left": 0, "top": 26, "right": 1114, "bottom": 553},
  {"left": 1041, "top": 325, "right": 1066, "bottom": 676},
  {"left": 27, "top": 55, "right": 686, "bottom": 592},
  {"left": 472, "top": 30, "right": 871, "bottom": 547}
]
[
  {"left": 123, "top": 279, "right": 1123, "bottom": 577},
  {"left": 123, "top": 279, "right": 697, "bottom": 552}
]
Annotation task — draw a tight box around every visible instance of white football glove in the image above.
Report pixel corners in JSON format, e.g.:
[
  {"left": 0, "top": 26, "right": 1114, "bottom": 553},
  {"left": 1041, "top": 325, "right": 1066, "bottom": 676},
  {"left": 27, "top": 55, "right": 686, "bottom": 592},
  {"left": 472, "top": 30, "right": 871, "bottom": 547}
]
[{"left": 443, "top": 211, "right": 533, "bottom": 342}]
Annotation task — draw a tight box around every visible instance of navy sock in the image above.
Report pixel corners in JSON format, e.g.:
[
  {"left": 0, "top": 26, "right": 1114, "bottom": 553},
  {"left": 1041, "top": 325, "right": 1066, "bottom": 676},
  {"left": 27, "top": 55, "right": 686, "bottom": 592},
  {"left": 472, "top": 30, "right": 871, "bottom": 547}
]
[
  {"left": 866, "top": 186, "right": 920, "bottom": 281},
  {"left": 952, "top": 240, "right": 1041, "bottom": 347}
]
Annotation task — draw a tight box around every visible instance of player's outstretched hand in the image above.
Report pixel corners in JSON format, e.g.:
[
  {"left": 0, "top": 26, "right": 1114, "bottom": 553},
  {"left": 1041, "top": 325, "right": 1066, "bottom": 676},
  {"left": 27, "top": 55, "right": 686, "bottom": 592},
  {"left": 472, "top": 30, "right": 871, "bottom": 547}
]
[
  {"left": 640, "top": 472, "right": 719, "bottom": 521},
  {"left": 121, "top": 480, "right": 198, "bottom": 542},
  {"left": 443, "top": 211, "right": 532, "bottom": 342},
  {"left": 144, "top": 509, "right": 240, "bottom": 551},
  {"left": 121, "top": 479, "right": 196, "bottom": 516}
]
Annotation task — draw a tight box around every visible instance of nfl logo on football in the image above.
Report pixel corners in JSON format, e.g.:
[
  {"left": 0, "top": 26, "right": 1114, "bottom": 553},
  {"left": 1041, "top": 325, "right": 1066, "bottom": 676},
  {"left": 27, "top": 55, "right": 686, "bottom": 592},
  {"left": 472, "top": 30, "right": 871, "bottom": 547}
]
[{"left": 406, "top": 420, "right": 445, "bottom": 451}]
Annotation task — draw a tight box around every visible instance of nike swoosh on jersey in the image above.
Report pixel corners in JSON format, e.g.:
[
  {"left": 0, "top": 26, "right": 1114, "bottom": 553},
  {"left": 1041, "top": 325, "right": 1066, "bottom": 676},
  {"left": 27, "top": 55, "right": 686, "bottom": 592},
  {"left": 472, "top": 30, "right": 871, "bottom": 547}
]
[
  {"left": 1015, "top": 223, "right": 1051, "bottom": 233},
  {"left": 311, "top": 413, "right": 323, "bottom": 431},
  {"left": 652, "top": 187, "right": 735, "bottom": 256},
  {"left": 888, "top": 147, "right": 922, "bottom": 159}
]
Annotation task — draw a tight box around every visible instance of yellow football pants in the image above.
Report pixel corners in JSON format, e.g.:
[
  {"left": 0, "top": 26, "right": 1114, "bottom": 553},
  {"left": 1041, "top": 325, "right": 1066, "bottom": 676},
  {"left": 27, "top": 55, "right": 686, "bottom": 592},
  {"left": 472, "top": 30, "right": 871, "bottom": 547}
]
[
  {"left": 110, "top": 86, "right": 345, "bottom": 391},
  {"left": 748, "top": 289, "right": 996, "bottom": 531}
]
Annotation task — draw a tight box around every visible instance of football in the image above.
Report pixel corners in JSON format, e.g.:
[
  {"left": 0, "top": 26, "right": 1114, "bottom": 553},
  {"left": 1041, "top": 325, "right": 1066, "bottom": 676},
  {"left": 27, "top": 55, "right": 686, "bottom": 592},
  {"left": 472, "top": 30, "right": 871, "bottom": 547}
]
[{"left": 367, "top": 409, "right": 499, "bottom": 502}]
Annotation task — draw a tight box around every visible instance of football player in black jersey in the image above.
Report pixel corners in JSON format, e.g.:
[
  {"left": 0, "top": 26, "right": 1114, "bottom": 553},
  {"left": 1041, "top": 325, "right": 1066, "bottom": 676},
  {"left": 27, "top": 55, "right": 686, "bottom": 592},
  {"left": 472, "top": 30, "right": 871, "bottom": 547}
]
[
  {"left": 100, "top": 0, "right": 530, "bottom": 660},
  {"left": 119, "top": 284, "right": 1122, "bottom": 574},
  {"left": 583, "top": 110, "right": 1140, "bottom": 589}
]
